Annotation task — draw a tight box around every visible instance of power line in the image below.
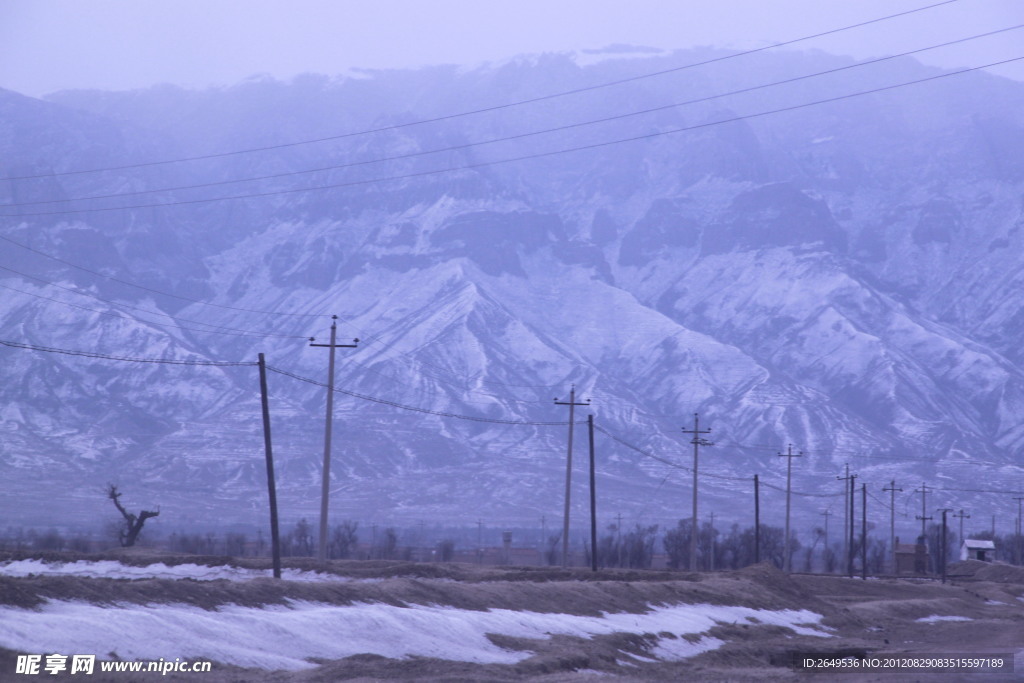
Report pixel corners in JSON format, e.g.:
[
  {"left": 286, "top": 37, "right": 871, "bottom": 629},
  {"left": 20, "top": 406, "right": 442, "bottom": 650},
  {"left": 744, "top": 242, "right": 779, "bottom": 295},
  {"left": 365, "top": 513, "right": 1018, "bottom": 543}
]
[
  {"left": 0, "top": 264, "right": 307, "bottom": 339},
  {"left": 265, "top": 363, "right": 571, "bottom": 425},
  {"left": 939, "top": 486, "right": 1024, "bottom": 495},
  {"left": 0, "top": 234, "right": 328, "bottom": 319},
  {"left": 6, "top": 54, "right": 1022, "bottom": 218},
  {"left": 0, "top": 338, "right": 254, "bottom": 366},
  {"left": 14, "top": 23, "right": 1019, "bottom": 210},
  {"left": 760, "top": 480, "right": 845, "bottom": 498},
  {"left": 0, "top": 281, "right": 305, "bottom": 340},
  {"left": 0, "top": 0, "right": 960, "bottom": 182}
]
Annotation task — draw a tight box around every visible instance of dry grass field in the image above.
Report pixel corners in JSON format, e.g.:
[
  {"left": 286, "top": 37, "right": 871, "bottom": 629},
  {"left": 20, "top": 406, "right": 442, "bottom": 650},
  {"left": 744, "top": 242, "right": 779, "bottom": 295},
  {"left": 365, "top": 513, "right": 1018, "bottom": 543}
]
[{"left": 1, "top": 551, "right": 1022, "bottom": 681}]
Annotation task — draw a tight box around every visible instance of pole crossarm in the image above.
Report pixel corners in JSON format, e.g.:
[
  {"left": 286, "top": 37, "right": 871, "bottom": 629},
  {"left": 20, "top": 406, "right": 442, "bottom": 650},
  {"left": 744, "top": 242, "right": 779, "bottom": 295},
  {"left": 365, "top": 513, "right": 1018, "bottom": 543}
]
[
  {"left": 682, "top": 413, "right": 712, "bottom": 571},
  {"left": 309, "top": 315, "right": 359, "bottom": 565},
  {"left": 777, "top": 444, "right": 802, "bottom": 573},
  {"left": 554, "top": 385, "right": 590, "bottom": 568},
  {"left": 915, "top": 483, "right": 934, "bottom": 542},
  {"left": 883, "top": 480, "right": 903, "bottom": 574}
]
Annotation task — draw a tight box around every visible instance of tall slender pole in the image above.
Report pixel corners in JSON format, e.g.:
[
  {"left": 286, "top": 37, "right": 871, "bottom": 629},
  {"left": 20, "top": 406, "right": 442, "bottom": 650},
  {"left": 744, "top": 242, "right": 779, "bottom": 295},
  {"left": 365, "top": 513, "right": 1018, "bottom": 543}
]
[
  {"left": 709, "top": 510, "right": 715, "bottom": 572},
  {"left": 754, "top": 474, "right": 760, "bottom": 564},
  {"left": 320, "top": 320, "right": 336, "bottom": 562},
  {"left": 309, "top": 317, "right": 358, "bottom": 564},
  {"left": 821, "top": 509, "right": 831, "bottom": 572},
  {"left": 953, "top": 509, "right": 970, "bottom": 548},
  {"left": 1014, "top": 497, "right": 1024, "bottom": 565},
  {"left": 915, "top": 483, "right": 933, "bottom": 542},
  {"left": 778, "top": 444, "right": 802, "bottom": 573},
  {"left": 588, "top": 414, "right": 597, "bottom": 572},
  {"left": 939, "top": 508, "right": 953, "bottom": 583},
  {"left": 883, "top": 480, "right": 902, "bottom": 574},
  {"left": 848, "top": 474, "right": 857, "bottom": 578},
  {"left": 838, "top": 465, "right": 850, "bottom": 572},
  {"left": 555, "top": 386, "right": 589, "bottom": 567},
  {"left": 257, "top": 353, "right": 281, "bottom": 579},
  {"left": 682, "top": 413, "right": 712, "bottom": 571},
  {"left": 861, "top": 483, "right": 867, "bottom": 580}
]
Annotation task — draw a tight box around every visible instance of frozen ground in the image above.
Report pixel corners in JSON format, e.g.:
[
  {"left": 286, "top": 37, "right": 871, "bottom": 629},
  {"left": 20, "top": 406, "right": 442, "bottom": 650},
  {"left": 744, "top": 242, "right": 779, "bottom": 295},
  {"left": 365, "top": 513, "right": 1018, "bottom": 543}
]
[
  {"left": 1, "top": 555, "right": 1022, "bottom": 681},
  {"left": 0, "top": 599, "right": 827, "bottom": 670},
  {"left": 0, "top": 558, "right": 347, "bottom": 583}
]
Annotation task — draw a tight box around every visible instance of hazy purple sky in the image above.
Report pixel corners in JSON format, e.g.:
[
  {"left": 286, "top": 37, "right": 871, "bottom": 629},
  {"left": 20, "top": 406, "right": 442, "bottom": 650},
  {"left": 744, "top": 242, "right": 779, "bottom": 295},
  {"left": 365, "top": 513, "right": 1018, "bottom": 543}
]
[{"left": 2, "top": 0, "right": 1021, "bottom": 97}]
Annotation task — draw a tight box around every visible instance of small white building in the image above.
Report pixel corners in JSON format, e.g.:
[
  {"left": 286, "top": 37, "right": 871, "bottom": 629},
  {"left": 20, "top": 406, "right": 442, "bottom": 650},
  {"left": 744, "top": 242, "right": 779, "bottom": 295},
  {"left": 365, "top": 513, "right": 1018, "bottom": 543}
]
[{"left": 960, "top": 539, "right": 996, "bottom": 562}]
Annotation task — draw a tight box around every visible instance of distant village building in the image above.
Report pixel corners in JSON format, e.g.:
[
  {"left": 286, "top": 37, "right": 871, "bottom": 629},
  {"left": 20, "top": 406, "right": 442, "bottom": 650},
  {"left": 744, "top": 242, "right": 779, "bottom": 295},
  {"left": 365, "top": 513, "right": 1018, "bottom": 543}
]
[
  {"left": 960, "top": 538, "right": 996, "bottom": 562},
  {"left": 894, "top": 537, "right": 931, "bottom": 575}
]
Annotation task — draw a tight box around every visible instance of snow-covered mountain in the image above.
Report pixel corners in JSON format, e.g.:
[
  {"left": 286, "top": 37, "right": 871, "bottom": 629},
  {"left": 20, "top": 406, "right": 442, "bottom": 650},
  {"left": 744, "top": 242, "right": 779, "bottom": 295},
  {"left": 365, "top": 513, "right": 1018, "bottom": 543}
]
[{"left": 1, "top": 46, "right": 1023, "bottom": 537}]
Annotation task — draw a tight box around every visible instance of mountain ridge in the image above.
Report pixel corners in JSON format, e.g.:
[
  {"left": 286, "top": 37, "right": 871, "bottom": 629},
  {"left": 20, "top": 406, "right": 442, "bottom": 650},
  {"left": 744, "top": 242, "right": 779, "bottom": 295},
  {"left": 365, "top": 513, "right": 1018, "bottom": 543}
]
[{"left": 1, "top": 47, "right": 1022, "bottom": 535}]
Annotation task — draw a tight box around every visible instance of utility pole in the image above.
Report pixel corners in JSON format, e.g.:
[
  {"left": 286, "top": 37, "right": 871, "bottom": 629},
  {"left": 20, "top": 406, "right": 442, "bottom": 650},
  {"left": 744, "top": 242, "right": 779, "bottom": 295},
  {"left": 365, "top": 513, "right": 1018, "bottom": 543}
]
[
  {"left": 587, "top": 414, "right": 598, "bottom": 572},
  {"left": 953, "top": 509, "right": 970, "bottom": 546},
  {"left": 778, "top": 444, "right": 802, "bottom": 573},
  {"left": 821, "top": 509, "right": 831, "bottom": 569},
  {"left": 837, "top": 465, "right": 851, "bottom": 571},
  {"left": 883, "top": 480, "right": 902, "bottom": 574},
  {"left": 861, "top": 483, "right": 867, "bottom": 580},
  {"left": 1014, "top": 497, "right": 1024, "bottom": 565},
  {"left": 554, "top": 386, "right": 590, "bottom": 568},
  {"left": 682, "top": 413, "right": 713, "bottom": 571},
  {"left": 848, "top": 473, "right": 857, "bottom": 578},
  {"left": 709, "top": 510, "right": 716, "bottom": 572},
  {"left": 257, "top": 353, "right": 281, "bottom": 579},
  {"left": 754, "top": 474, "right": 760, "bottom": 564},
  {"left": 309, "top": 316, "right": 358, "bottom": 564},
  {"left": 938, "top": 508, "right": 953, "bottom": 583},
  {"left": 917, "top": 483, "right": 933, "bottom": 540},
  {"left": 616, "top": 512, "right": 623, "bottom": 568}
]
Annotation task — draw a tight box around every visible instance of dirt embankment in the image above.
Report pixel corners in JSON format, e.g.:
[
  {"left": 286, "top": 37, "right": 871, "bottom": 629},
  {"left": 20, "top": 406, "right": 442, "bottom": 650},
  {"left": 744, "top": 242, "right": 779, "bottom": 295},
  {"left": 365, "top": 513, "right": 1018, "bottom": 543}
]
[{"left": 2, "top": 554, "right": 1023, "bottom": 682}]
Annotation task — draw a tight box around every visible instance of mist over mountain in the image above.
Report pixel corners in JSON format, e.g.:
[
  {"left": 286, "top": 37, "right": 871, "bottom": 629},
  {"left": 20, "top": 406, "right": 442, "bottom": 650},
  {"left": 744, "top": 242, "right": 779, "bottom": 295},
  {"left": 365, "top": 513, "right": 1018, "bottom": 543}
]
[{"left": 2, "top": 46, "right": 1023, "bottom": 538}]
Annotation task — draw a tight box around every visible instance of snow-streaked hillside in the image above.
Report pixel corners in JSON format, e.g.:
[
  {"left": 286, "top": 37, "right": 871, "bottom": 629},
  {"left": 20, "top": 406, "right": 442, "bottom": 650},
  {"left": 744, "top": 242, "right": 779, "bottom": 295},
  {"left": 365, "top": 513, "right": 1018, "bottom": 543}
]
[{"left": 1, "top": 46, "right": 1022, "bottom": 534}]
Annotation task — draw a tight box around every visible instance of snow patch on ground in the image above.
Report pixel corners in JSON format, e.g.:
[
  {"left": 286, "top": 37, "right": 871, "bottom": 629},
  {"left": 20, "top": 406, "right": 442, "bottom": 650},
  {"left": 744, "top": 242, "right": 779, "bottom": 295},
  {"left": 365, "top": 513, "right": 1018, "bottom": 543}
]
[
  {"left": 0, "top": 600, "right": 828, "bottom": 670},
  {"left": 650, "top": 635, "right": 725, "bottom": 661},
  {"left": 0, "top": 559, "right": 349, "bottom": 583},
  {"left": 915, "top": 615, "right": 973, "bottom": 623}
]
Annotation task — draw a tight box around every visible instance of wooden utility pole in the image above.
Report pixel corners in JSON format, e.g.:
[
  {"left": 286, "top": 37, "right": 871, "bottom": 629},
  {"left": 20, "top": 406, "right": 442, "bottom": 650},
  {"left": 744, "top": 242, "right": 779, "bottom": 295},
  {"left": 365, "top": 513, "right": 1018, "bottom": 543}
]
[
  {"left": 778, "top": 444, "right": 802, "bottom": 573},
  {"left": 915, "top": 483, "right": 933, "bottom": 543},
  {"left": 837, "top": 465, "right": 851, "bottom": 570},
  {"left": 953, "top": 509, "right": 970, "bottom": 546},
  {"left": 754, "top": 474, "right": 760, "bottom": 564},
  {"left": 938, "top": 508, "right": 953, "bottom": 583},
  {"left": 682, "top": 413, "right": 713, "bottom": 571},
  {"left": 257, "top": 353, "right": 281, "bottom": 579},
  {"left": 820, "top": 508, "right": 831, "bottom": 568},
  {"left": 554, "top": 386, "right": 589, "bottom": 567},
  {"left": 588, "top": 414, "right": 598, "bottom": 572},
  {"left": 861, "top": 483, "right": 867, "bottom": 580},
  {"left": 709, "top": 510, "right": 715, "bottom": 571},
  {"left": 883, "top": 480, "right": 902, "bottom": 574},
  {"left": 848, "top": 474, "right": 857, "bottom": 578},
  {"left": 309, "top": 316, "right": 358, "bottom": 564},
  {"left": 1014, "top": 497, "right": 1024, "bottom": 565}
]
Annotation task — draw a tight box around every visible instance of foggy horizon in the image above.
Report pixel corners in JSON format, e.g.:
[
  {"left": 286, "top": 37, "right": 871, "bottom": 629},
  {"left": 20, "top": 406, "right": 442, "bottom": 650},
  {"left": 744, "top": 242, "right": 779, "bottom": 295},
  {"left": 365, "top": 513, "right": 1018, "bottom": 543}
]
[{"left": 2, "top": 0, "right": 1023, "bottom": 97}]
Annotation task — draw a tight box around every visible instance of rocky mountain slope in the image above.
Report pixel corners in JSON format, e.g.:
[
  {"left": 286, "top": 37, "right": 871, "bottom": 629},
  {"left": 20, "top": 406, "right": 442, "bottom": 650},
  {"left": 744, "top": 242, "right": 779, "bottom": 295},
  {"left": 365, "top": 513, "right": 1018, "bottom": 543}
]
[{"left": 1, "top": 46, "right": 1022, "bottom": 538}]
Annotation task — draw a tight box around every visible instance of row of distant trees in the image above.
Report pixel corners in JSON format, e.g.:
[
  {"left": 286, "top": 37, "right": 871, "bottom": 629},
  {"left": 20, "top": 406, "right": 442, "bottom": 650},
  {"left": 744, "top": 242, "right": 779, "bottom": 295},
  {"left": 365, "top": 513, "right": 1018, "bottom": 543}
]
[{"left": 3, "top": 519, "right": 1022, "bottom": 572}]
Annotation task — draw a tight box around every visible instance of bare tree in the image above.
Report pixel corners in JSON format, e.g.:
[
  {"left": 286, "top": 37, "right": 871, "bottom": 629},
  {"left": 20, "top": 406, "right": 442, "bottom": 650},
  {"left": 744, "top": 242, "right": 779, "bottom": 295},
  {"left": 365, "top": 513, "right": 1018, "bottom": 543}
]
[
  {"left": 225, "top": 532, "right": 247, "bottom": 557},
  {"left": 622, "top": 524, "right": 658, "bottom": 569},
  {"left": 329, "top": 520, "right": 359, "bottom": 559},
  {"left": 544, "top": 532, "right": 562, "bottom": 566},
  {"left": 289, "top": 519, "right": 314, "bottom": 557},
  {"left": 107, "top": 485, "right": 159, "bottom": 547},
  {"left": 664, "top": 519, "right": 693, "bottom": 570}
]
